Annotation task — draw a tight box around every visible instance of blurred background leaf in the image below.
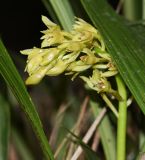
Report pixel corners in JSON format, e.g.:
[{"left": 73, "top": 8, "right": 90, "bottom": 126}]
[
  {"left": 0, "top": 39, "right": 54, "bottom": 159},
  {"left": 0, "top": 94, "right": 10, "bottom": 160}
]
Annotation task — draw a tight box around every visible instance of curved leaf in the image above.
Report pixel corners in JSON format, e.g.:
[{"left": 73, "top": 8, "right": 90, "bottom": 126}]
[{"left": 0, "top": 39, "right": 54, "bottom": 160}]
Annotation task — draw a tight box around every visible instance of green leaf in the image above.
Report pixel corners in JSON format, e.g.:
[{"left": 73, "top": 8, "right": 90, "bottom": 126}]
[
  {"left": 123, "top": 0, "right": 142, "bottom": 20},
  {"left": 64, "top": 128, "right": 99, "bottom": 160},
  {"left": 41, "top": 0, "right": 60, "bottom": 25},
  {"left": 0, "top": 94, "right": 10, "bottom": 160},
  {"left": 130, "top": 23, "right": 145, "bottom": 51},
  {"left": 90, "top": 100, "right": 116, "bottom": 160},
  {"left": 12, "top": 128, "right": 34, "bottom": 160},
  {"left": 43, "top": 0, "right": 75, "bottom": 31},
  {"left": 0, "top": 39, "right": 54, "bottom": 160},
  {"left": 81, "top": 0, "right": 145, "bottom": 114}
]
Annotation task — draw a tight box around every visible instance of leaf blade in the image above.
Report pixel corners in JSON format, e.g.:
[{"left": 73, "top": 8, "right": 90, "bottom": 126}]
[
  {"left": 0, "top": 94, "right": 10, "bottom": 160},
  {"left": 81, "top": 0, "right": 145, "bottom": 114},
  {"left": 0, "top": 39, "right": 54, "bottom": 160},
  {"left": 48, "top": 0, "right": 75, "bottom": 31},
  {"left": 90, "top": 100, "right": 116, "bottom": 160}
]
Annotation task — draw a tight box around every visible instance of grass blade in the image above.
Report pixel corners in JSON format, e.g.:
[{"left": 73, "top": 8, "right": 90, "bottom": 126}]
[
  {"left": 0, "top": 94, "right": 10, "bottom": 160},
  {"left": 46, "top": 0, "right": 75, "bottom": 31},
  {"left": 81, "top": 0, "right": 145, "bottom": 114},
  {"left": 64, "top": 128, "right": 99, "bottom": 160},
  {"left": 41, "top": 0, "right": 59, "bottom": 25},
  {"left": 91, "top": 101, "right": 116, "bottom": 160},
  {"left": 0, "top": 39, "right": 54, "bottom": 160},
  {"left": 12, "top": 128, "right": 34, "bottom": 160}
]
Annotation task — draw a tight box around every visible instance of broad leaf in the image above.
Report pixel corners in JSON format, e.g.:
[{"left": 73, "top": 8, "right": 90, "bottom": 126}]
[
  {"left": 81, "top": 0, "right": 145, "bottom": 114},
  {"left": 0, "top": 39, "right": 54, "bottom": 160}
]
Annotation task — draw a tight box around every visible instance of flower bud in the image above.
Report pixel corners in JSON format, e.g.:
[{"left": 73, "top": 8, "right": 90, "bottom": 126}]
[
  {"left": 80, "top": 69, "right": 112, "bottom": 93},
  {"left": 41, "top": 16, "right": 65, "bottom": 48},
  {"left": 26, "top": 54, "right": 42, "bottom": 75},
  {"left": 72, "top": 31, "right": 93, "bottom": 45},
  {"left": 59, "top": 41, "right": 84, "bottom": 52},
  {"left": 80, "top": 55, "right": 99, "bottom": 65},
  {"left": 40, "top": 48, "right": 60, "bottom": 66},
  {"left": 46, "top": 60, "right": 69, "bottom": 76},
  {"left": 25, "top": 67, "right": 48, "bottom": 85},
  {"left": 21, "top": 48, "right": 45, "bottom": 60},
  {"left": 73, "top": 18, "right": 97, "bottom": 34},
  {"left": 20, "top": 49, "right": 33, "bottom": 55},
  {"left": 41, "top": 27, "right": 64, "bottom": 47},
  {"left": 67, "top": 61, "right": 91, "bottom": 72},
  {"left": 62, "top": 52, "right": 79, "bottom": 63},
  {"left": 42, "top": 15, "right": 56, "bottom": 27},
  {"left": 101, "top": 70, "right": 118, "bottom": 77}
]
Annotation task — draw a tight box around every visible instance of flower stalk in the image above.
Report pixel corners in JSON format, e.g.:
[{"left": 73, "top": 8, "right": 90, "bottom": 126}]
[{"left": 116, "top": 75, "right": 127, "bottom": 160}]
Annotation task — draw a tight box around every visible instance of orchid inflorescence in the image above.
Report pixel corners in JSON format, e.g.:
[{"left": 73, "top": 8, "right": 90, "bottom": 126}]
[{"left": 21, "top": 16, "right": 120, "bottom": 117}]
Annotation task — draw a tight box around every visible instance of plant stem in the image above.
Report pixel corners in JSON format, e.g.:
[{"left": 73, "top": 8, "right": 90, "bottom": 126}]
[
  {"left": 116, "top": 75, "right": 127, "bottom": 160},
  {"left": 101, "top": 93, "right": 118, "bottom": 117}
]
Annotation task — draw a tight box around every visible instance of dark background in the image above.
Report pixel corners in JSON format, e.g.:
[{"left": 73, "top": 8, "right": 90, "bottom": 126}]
[
  {"left": 0, "top": 0, "right": 48, "bottom": 52},
  {"left": 0, "top": 0, "right": 118, "bottom": 52}
]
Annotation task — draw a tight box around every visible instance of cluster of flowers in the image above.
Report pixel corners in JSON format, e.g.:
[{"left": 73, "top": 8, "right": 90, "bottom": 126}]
[{"left": 21, "top": 16, "right": 119, "bottom": 99}]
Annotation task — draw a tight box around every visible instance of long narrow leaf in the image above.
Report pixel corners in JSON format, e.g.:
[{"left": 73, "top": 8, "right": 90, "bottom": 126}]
[
  {"left": 48, "top": 0, "right": 75, "bottom": 31},
  {"left": 90, "top": 101, "right": 116, "bottom": 160},
  {"left": 123, "top": 0, "right": 142, "bottom": 20},
  {"left": 41, "top": 0, "right": 59, "bottom": 24},
  {"left": 0, "top": 94, "right": 10, "bottom": 160},
  {"left": 0, "top": 39, "right": 54, "bottom": 160},
  {"left": 64, "top": 128, "right": 99, "bottom": 160},
  {"left": 81, "top": 0, "right": 145, "bottom": 114},
  {"left": 12, "top": 128, "right": 34, "bottom": 160}
]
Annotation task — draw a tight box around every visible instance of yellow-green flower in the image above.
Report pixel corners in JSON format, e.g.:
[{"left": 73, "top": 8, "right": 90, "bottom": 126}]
[
  {"left": 25, "top": 66, "right": 49, "bottom": 85},
  {"left": 73, "top": 18, "right": 97, "bottom": 34},
  {"left": 46, "top": 59, "right": 69, "bottom": 76},
  {"left": 21, "top": 16, "right": 118, "bottom": 94},
  {"left": 80, "top": 70, "right": 110, "bottom": 93},
  {"left": 58, "top": 41, "right": 85, "bottom": 52},
  {"left": 41, "top": 16, "right": 65, "bottom": 47},
  {"left": 21, "top": 48, "right": 44, "bottom": 75},
  {"left": 40, "top": 48, "right": 60, "bottom": 66},
  {"left": 20, "top": 16, "right": 122, "bottom": 117},
  {"left": 20, "top": 47, "right": 61, "bottom": 75},
  {"left": 73, "top": 18, "right": 105, "bottom": 49}
]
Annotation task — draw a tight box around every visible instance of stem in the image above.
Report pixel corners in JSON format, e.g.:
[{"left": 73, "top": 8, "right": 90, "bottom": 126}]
[
  {"left": 101, "top": 94, "right": 118, "bottom": 118},
  {"left": 116, "top": 75, "right": 127, "bottom": 160}
]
